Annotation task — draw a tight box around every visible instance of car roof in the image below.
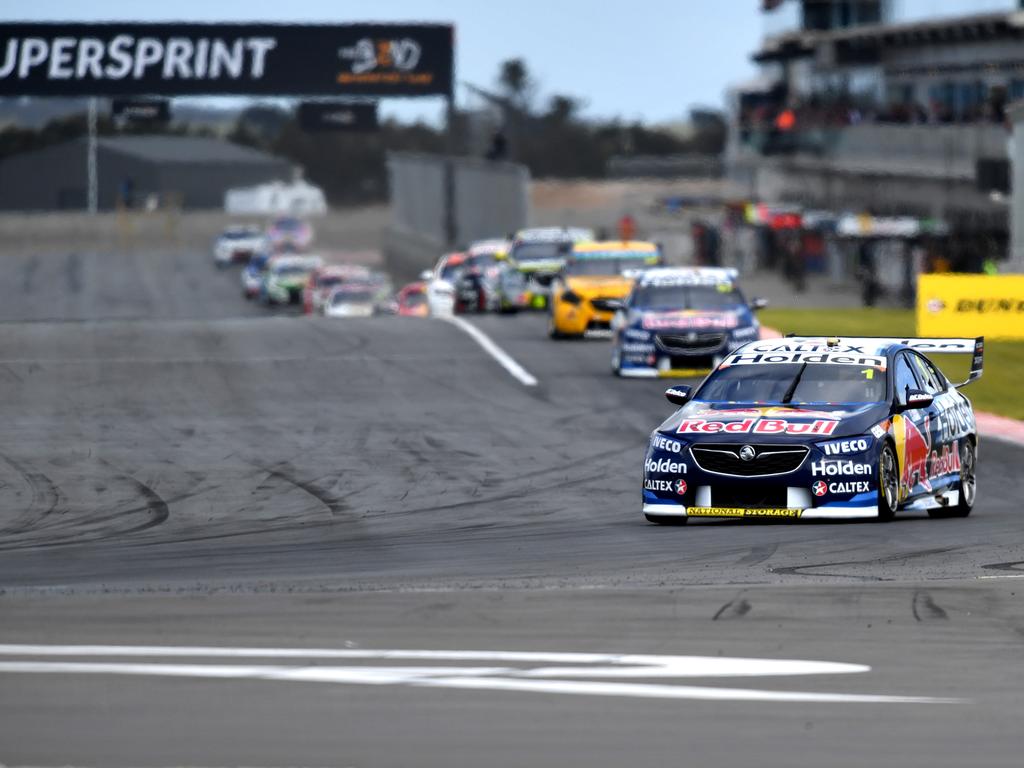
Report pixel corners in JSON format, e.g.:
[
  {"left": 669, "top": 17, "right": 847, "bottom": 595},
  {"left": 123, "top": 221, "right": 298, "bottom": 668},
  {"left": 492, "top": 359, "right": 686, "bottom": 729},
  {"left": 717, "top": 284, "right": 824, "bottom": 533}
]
[
  {"left": 270, "top": 255, "right": 321, "bottom": 268},
  {"left": 571, "top": 240, "right": 658, "bottom": 258},
  {"left": 637, "top": 267, "right": 739, "bottom": 286},
  {"left": 318, "top": 264, "right": 370, "bottom": 277},
  {"left": 514, "top": 227, "right": 593, "bottom": 243},
  {"left": 467, "top": 239, "right": 510, "bottom": 255}
]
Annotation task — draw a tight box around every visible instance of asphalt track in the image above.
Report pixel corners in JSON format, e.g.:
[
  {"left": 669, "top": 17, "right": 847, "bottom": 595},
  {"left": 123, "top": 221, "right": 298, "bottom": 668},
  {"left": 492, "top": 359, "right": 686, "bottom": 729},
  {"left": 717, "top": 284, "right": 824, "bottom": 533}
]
[{"left": 2, "top": 248, "right": 1024, "bottom": 766}]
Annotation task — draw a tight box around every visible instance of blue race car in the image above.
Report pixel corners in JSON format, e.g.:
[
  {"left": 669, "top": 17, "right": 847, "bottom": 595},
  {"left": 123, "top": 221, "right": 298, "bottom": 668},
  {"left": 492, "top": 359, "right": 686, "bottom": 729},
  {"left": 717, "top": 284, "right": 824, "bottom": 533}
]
[
  {"left": 641, "top": 336, "right": 983, "bottom": 524},
  {"left": 611, "top": 267, "right": 766, "bottom": 377}
]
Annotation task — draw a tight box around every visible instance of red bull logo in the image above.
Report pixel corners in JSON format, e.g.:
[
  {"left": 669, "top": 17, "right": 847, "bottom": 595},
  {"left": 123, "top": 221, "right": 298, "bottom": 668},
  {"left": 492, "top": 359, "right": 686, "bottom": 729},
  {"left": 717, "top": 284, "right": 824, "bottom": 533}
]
[{"left": 898, "top": 415, "right": 960, "bottom": 495}]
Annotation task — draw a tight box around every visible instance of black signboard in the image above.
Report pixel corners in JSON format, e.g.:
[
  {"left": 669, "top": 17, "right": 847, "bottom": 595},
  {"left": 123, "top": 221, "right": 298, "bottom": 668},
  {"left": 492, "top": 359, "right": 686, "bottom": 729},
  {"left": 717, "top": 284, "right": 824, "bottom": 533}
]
[
  {"left": 298, "top": 101, "right": 378, "bottom": 132},
  {"left": 0, "top": 23, "right": 453, "bottom": 97},
  {"left": 112, "top": 97, "right": 170, "bottom": 122}
]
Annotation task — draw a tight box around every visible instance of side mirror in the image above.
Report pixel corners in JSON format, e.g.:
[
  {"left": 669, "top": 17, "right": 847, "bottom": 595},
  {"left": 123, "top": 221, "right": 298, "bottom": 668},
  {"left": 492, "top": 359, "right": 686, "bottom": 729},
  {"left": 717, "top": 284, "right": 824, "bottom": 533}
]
[
  {"left": 665, "top": 385, "right": 692, "bottom": 406},
  {"left": 751, "top": 297, "right": 769, "bottom": 310},
  {"left": 896, "top": 389, "right": 933, "bottom": 412},
  {"left": 419, "top": 269, "right": 433, "bottom": 281}
]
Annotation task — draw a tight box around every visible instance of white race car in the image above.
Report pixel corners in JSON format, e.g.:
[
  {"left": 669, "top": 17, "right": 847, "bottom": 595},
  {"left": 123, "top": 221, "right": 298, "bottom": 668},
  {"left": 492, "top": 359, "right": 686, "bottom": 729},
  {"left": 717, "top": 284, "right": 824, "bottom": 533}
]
[
  {"left": 213, "top": 225, "right": 266, "bottom": 268},
  {"left": 423, "top": 252, "right": 466, "bottom": 317},
  {"left": 323, "top": 283, "right": 378, "bottom": 318}
]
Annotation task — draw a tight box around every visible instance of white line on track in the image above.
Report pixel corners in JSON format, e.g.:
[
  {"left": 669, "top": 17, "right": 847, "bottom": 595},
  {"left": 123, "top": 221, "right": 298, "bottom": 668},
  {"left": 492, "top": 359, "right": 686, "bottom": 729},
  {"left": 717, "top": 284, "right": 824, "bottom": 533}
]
[
  {"left": 0, "top": 645, "right": 960, "bottom": 704},
  {"left": 442, "top": 315, "right": 538, "bottom": 386}
]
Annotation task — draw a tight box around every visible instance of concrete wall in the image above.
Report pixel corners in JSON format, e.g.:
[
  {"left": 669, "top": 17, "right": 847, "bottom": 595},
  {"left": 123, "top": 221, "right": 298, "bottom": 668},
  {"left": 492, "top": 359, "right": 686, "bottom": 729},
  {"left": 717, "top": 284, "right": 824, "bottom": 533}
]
[{"left": 385, "top": 152, "right": 530, "bottom": 282}]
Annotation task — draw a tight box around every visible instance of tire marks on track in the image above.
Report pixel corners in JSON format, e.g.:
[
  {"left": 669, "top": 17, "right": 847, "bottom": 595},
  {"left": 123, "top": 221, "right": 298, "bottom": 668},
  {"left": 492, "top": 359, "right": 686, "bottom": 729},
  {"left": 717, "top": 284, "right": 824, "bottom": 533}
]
[{"left": 771, "top": 546, "right": 963, "bottom": 581}]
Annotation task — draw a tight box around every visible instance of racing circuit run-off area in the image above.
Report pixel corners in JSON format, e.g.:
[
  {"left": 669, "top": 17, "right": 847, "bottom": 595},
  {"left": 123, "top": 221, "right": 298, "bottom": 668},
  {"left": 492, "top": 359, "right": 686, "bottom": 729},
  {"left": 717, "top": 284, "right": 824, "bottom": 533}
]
[{"left": 4, "top": 8, "right": 1024, "bottom": 768}]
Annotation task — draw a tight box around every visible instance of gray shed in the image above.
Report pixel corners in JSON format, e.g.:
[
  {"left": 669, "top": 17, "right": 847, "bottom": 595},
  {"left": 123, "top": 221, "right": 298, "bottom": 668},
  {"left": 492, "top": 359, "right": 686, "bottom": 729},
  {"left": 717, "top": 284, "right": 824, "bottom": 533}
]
[{"left": 0, "top": 135, "right": 293, "bottom": 211}]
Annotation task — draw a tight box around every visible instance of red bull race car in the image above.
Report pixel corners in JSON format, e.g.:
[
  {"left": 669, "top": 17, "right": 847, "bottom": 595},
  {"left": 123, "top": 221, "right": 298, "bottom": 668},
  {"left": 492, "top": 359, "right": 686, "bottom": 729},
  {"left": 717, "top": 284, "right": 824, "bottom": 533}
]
[{"left": 641, "top": 336, "right": 983, "bottom": 524}]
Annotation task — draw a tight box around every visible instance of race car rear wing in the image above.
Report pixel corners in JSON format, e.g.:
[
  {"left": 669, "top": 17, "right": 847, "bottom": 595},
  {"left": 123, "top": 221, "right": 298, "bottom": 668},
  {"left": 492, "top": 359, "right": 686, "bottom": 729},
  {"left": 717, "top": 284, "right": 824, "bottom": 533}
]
[{"left": 783, "top": 334, "right": 984, "bottom": 387}]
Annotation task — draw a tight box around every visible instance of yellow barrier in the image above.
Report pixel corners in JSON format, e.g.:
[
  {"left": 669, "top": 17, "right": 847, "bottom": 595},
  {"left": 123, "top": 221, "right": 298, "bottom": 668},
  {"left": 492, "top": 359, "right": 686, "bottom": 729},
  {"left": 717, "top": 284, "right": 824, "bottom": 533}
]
[{"left": 917, "top": 274, "right": 1024, "bottom": 340}]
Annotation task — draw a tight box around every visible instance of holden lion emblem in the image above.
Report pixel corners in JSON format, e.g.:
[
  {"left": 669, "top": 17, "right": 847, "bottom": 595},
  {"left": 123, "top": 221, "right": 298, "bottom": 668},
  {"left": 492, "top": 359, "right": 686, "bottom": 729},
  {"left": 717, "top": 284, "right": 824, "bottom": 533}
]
[{"left": 739, "top": 445, "right": 756, "bottom": 462}]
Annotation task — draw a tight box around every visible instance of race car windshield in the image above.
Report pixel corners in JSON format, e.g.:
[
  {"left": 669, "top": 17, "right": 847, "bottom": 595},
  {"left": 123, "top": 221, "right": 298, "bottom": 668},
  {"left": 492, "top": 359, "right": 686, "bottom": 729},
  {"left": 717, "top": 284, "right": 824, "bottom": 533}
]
[
  {"left": 274, "top": 265, "right": 307, "bottom": 277},
  {"left": 513, "top": 242, "right": 569, "bottom": 263},
  {"left": 318, "top": 276, "right": 343, "bottom": 288},
  {"left": 695, "top": 363, "right": 886, "bottom": 405},
  {"left": 333, "top": 291, "right": 374, "bottom": 304},
  {"left": 404, "top": 292, "right": 427, "bottom": 307},
  {"left": 273, "top": 219, "right": 302, "bottom": 231},
  {"left": 566, "top": 257, "right": 651, "bottom": 276},
  {"left": 468, "top": 253, "right": 499, "bottom": 269},
  {"left": 440, "top": 264, "right": 464, "bottom": 281},
  {"left": 633, "top": 283, "right": 745, "bottom": 311},
  {"left": 223, "top": 230, "right": 259, "bottom": 239}
]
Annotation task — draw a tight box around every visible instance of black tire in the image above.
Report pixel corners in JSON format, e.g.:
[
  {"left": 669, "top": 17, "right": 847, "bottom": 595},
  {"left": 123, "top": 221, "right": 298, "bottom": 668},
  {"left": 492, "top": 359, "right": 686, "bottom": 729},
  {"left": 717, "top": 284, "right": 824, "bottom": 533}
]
[
  {"left": 877, "top": 442, "right": 899, "bottom": 521},
  {"left": 929, "top": 439, "right": 976, "bottom": 519},
  {"left": 547, "top": 315, "right": 564, "bottom": 339},
  {"left": 645, "top": 514, "right": 687, "bottom": 526}
]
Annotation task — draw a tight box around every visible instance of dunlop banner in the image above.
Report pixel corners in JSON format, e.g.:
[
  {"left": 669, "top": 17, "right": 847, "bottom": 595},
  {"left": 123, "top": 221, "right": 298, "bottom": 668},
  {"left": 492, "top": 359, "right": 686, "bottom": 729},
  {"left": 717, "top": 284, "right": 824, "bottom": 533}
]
[{"left": 917, "top": 274, "right": 1024, "bottom": 340}]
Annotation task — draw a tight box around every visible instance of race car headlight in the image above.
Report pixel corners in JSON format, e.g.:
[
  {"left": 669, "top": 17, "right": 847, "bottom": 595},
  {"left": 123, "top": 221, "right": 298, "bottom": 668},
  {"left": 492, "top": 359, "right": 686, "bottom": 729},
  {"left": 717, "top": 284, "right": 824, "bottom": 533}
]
[{"left": 561, "top": 290, "right": 582, "bottom": 305}]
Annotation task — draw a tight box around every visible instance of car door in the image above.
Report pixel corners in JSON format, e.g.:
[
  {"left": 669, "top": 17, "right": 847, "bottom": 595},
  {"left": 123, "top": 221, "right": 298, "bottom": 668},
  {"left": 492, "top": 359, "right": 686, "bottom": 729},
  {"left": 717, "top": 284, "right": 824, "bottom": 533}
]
[
  {"left": 909, "top": 352, "right": 957, "bottom": 496},
  {"left": 892, "top": 352, "right": 930, "bottom": 504}
]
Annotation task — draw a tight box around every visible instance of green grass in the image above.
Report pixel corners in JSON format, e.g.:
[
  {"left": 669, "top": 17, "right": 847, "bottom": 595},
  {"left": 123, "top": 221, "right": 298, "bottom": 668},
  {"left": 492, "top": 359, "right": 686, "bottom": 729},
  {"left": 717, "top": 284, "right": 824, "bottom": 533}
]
[{"left": 759, "top": 308, "right": 1024, "bottom": 420}]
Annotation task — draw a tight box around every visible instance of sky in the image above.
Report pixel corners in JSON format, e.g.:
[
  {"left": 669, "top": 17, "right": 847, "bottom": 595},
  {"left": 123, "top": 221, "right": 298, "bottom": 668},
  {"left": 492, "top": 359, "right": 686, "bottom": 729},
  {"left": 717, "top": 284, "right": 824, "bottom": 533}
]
[{"left": 3, "top": 0, "right": 764, "bottom": 124}]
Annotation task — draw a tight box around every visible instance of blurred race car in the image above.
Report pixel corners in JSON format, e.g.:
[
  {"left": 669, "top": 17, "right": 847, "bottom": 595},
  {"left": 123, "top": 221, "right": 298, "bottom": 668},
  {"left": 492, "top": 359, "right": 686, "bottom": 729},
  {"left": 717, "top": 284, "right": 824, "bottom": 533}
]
[
  {"left": 213, "top": 225, "right": 266, "bottom": 268},
  {"left": 241, "top": 252, "right": 270, "bottom": 299},
  {"left": 509, "top": 227, "right": 593, "bottom": 309},
  {"left": 395, "top": 282, "right": 430, "bottom": 317},
  {"left": 423, "top": 252, "right": 466, "bottom": 317},
  {"left": 493, "top": 261, "right": 529, "bottom": 314},
  {"left": 610, "top": 267, "right": 767, "bottom": 377},
  {"left": 465, "top": 238, "right": 511, "bottom": 311},
  {"left": 266, "top": 217, "right": 314, "bottom": 252},
  {"left": 323, "top": 283, "right": 379, "bottom": 318},
  {"left": 303, "top": 264, "right": 371, "bottom": 315},
  {"left": 641, "top": 336, "right": 983, "bottom": 524},
  {"left": 260, "top": 254, "right": 323, "bottom": 305},
  {"left": 548, "top": 240, "right": 660, "bottom": 338}
]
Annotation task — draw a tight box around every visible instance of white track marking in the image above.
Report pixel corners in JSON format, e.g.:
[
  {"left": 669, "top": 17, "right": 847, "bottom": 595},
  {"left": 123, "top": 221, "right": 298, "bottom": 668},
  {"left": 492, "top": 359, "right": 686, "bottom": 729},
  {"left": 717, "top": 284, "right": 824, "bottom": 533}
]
[
  {"left": 442, "top": 316, "right": 538, "bottom": 386},
  {"left": 0, "top": 645, "right": 959, "bottom": 704}
]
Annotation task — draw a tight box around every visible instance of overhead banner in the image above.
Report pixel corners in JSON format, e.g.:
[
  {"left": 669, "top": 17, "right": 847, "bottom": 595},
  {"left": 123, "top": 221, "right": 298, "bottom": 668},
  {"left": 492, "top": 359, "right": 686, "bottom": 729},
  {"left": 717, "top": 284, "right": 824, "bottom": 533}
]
[
  {"left": 0, "top": 23, "right": 453, "bottom": 97},
  {"left": 298, "top": 101, "right": 378, "bottom": 132},
  {"left": 917, "top": 274, "right": 1024, "bottom": 340}
]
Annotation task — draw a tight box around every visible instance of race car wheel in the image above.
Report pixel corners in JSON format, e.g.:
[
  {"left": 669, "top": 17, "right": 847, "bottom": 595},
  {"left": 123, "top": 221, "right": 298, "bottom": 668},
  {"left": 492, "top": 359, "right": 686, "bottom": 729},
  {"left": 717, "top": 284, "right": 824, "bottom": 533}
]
[
  {"left": 929, "top": 439, "right": 976, "bottom": 519},
  {"left": 611, "top": 347, "right": 623, "bottom": 376},
  {"left": 547, "top": 316, "right": 564, "bottom": 340},
  {"left": 877, "top": 442, "right": 899, "bottom": 522},
  {"left": 645, "top": 514, "right": 687, "bottom": 526}
]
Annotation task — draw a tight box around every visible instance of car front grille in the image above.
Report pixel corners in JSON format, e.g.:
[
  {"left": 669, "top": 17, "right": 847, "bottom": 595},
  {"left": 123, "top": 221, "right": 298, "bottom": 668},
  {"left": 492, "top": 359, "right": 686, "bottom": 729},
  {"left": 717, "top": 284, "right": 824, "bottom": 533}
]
[
  {"left": 654, "top": 332, "right": 727, "bottom": 356},
  {"left": 690, "top": 444, "right": 809, "bottom": 476}
]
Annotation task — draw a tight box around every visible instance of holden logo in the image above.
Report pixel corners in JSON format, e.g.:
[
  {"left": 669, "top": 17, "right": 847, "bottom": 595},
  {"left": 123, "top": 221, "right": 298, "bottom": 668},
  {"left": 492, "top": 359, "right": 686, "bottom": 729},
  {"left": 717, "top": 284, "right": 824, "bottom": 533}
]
[
  {"left": 739, "top": 445, "right": 756, "bottom": 462},
  {"left": 812, "top": 481, "right": 827, "bottom": 497},
  {"left": 686, "top": 331, "right": 698, "bottom": 342},
  {"left": 926, "top": 298, "right": 945, "bottom": 314}
]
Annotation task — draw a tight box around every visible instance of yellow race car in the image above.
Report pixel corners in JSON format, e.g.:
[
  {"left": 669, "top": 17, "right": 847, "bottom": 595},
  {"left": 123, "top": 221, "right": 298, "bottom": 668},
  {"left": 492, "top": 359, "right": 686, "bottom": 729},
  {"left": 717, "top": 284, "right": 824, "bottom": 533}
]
[{"left": 548, "top": 240, "right": 660, "bottom": 338}]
